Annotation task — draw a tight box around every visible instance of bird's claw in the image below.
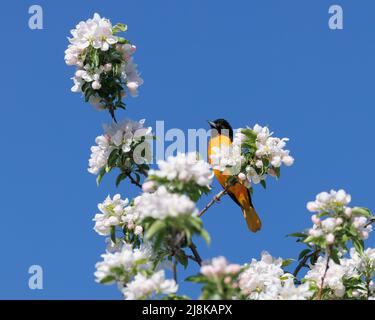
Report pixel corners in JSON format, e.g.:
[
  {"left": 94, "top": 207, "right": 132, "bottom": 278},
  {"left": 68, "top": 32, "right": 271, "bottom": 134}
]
[{"left": 213, "top": 196, "right": 221, "bottom": 203}]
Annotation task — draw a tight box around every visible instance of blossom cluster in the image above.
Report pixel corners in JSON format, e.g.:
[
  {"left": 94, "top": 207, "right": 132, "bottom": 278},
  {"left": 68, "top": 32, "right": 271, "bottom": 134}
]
[
  {"left": 305, "top": 189, "right": 373, "bottom": 248},
  {"left": 122, "top": 270, "right": 178, "bottom": 300},
  {"left": 93, "top": 194, "right": 142, "bottom": 237},
  {"left": 148, "top": 152, "right": 213, "bottom": 188},
  {"left": 210, "top": 124, "right": 294, "bottom": 189},
  {"left": 187, "top": 256, "right": 242, "bottom": 299},
  {"left": 94, "top": 243, "right": 152, "bottom": 284},
  {"left": 238, "top": 252, "right": 312, "bottom": 300},
  {"left": 94, "top": 242, "right": 178, "bottom": 300},
  {"left": 65, "top": 13, "right": 143, "bottom": 116},
  {"left": 305, "top": 248, "right": 375, "bottom": 299},
  {"left": 146, "top": 152, "right": 213, "bottom": 201},
  {"left": 200, "top": 256, "right": 241, "bottom": 277},
  {"left": 88, "top": 119, "right": 152, "bottom": 185},
  {"left": 133, "top": 186, "right": 197, "bottom": 221}
]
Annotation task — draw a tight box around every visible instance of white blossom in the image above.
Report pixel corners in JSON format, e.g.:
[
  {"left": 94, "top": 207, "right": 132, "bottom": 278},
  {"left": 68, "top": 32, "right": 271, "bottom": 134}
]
[
  {"left": 209, "top": 143, "right": 244, "bottom": 176},
  {"left": 88, "top": 135, "right": 112, "bottom": 175},
  {"left": 306, "top": 189, "right": 352, "bottom": 213},
  {"left": 305, "top": 255, "right": 361, "bottom": 298},
  {"left": 122, "top": 270, "right": 178, "bottom": 300},
  {"left": 68, "top": 13, "right": 118, "bottom": 53},
  {"left": 93, "top": 194, "right": 142, "bottom": 236},
  {"left": 88, "top": 119, "right": 152, "bottom": 175},
  {"left": 252, "top": 124, "right": 294, "bottom": 168},
  {"left": 148, "top": 152, "right": 213, "bottom": 188},
  {"left": 134, "top": 186, "right": 197, "bottom": 220},
  {"left": 306, "top": 190, "right": 372, "bottom": 243},
  {"left": 94, "top": 244, "right": 152, "bottom": 284},
  {"left": 349, "top": 247, "right": 375, "bottom": 274},
  {"left": 66, "top": 14, "right": 143, "bottom": 106},
  {"left": 238, "top": 252, "right": 312, "bottom": 300}
]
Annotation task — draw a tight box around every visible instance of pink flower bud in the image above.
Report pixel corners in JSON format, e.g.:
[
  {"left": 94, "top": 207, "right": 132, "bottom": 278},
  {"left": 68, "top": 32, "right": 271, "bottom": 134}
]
[
  {"left": 142, "top": 181, "right": 156, "bottom": 193},
  {"left": 311, "top": 214, "right": 320, "bottom": 225},
  {"left": 326, "top": 233, "right": 335, "bottom": 245}
]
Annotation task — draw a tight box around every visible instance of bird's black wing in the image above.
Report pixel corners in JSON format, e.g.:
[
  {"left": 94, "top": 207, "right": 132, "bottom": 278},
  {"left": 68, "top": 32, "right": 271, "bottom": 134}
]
[{"left": 226, "top": 185, "right": 255, "bottom": 208}]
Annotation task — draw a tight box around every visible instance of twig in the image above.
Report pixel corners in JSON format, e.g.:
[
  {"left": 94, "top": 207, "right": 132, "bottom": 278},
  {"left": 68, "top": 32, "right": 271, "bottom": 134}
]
[
  {"left": 172, "top": 258, "right": 177, "bottom": 283},
  {"left": 127, "top": 173, "right": 142, "bottom": 188},
  {"left": 189, "top": 243, "right": 202, "bottom": 266},
  {"left": 107, "top": 105, "right": 117, "bottom": 123},
  {"left": 365, "top": 218, "right": 375, "bottom": 228},
  {"left": 293, "top": 249, "right": 321, "bottom": 278},
  {"left": 317, "top": 249, "right": 331, "bottom": 300},
  {"left": 187, "top": 255, "right": 199, "bottom": 262},
  {"left": 198, "top": 184, "right": 232, "bottom": 217}
]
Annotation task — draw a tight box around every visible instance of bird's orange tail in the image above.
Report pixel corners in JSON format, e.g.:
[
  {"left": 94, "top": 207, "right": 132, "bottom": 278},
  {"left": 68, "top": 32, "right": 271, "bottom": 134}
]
[{"left": 242, "top": 206, "right": 262, "bottom": 232}]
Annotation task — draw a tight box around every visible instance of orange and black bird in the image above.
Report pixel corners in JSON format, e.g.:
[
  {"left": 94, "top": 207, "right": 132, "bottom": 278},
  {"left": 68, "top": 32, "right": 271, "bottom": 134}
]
[{"left": 207, "top": 119, "right": 262, "bottom": 232}]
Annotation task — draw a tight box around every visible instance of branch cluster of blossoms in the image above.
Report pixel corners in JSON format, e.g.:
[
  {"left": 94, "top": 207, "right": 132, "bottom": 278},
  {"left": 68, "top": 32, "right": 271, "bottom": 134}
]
[
  {"left": 67, "top": 14, "right": 375, "bottom": 300},
  {"left": 210, "top": 124, "right": 294, "bottom": 192},
  {"left": 65, "top": 13, "right": 143, "bottom": 119},
  {"left": 145, "top": 152, "right": 213, "bottom": 201},
  {"left": 90, "top": 149, "right": 213, "bottom": 299},
  {"left": 94, "top": 243, "right": 177, "bottom": 300},
  {"left": 238, "top": 252, "right": 312, "bottom": 300},
  {"left": 93, "top": 194, "right": 143, "bottom": 239},
  {"left": 88, "top": 118, "right": 153, "bottom": 186},
  {"left": 306, "top": 190, "right": 372, "bottom": 245},
  {"left": 185, "top": 190, "right": 375, "bottom": 300}
]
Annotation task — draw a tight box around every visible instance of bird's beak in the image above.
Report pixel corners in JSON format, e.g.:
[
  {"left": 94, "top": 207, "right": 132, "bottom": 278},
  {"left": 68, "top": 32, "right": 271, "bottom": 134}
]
[{"left": 207, "top": 120, "right": 216, "bottom": 129}]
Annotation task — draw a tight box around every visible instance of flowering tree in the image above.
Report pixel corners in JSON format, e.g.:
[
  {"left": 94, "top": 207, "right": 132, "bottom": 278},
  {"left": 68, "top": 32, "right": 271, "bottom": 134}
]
[{"left": 65, "top": 13, "right": 375, "bottom": 300}]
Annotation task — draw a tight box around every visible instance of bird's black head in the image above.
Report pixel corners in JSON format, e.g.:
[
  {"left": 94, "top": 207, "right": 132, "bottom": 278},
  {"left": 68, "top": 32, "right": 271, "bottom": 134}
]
[{"left": 207, "top": 118, "right": 233, "bottom": 141}]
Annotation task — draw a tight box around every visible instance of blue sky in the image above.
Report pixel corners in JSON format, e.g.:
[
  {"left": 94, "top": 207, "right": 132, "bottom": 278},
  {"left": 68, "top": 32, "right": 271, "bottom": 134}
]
[{"left": 1, "top": 0, "right": 375, "bottom": 299}]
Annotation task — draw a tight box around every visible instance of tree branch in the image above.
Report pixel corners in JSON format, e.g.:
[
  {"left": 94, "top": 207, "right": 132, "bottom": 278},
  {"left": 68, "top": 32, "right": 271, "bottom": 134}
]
[{"left": 198, "top": 184, "right": 232, "bottom": 217}]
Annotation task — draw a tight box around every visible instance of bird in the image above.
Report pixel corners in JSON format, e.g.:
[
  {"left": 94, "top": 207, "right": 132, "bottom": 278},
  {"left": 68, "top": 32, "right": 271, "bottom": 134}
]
[{"left": 207, "top": 119, "right": 262, "bottom": 232}]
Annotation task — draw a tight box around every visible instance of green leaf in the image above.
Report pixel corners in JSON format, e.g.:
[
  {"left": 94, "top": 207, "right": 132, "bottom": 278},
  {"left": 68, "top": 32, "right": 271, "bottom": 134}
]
[
  {"left": 146, "top": 220, "right": 166, "bottom": 240},
  {"left": 351, "top": 207, "right": 372, "bottom": 218},
  {"left": 353, "top": 238, "right": 364, "bottom": 254},
  {"left": 330, "top": 248, "right": 340, "bottom": 265},
  {"left": 176, "top": 252, "right": 188, "bottom": 269},
  {"left": 303, "top": 236, "right": 315, "bottom": 244},
  {"left": 100, "top": 275, "right": 116, "bottom": 284},
  {"left": 282, "top": 258, "right": 294, "bottom": 267},
  {"left": 260, "top": 180, "right": 267, "bottom": 189},
  {"left": 112, "top": 23, "right": 127, "bottom": 34},
  {"left": 108, "top": 149, "right": 119, "bottom": 167},
  {"left": 185, "top": 275, "right": 207, "bottom": 283},
  {"left": 274, "top": 167, "right": 281, "bottom": 178},
  {"left": 96, "top": 167, "right": 106, "bottom": 186},
  {"left": 116, "top": 173, "right": 127, "bottom": 187},
  {"left": 110, "top": 226, "right": 116, "bottom": 243},
  {"left": 287, "top": 232, "right": 307, "bottom": 238},
  {"left": 199, "top": 229, "right": 211, "bottom": 245}
]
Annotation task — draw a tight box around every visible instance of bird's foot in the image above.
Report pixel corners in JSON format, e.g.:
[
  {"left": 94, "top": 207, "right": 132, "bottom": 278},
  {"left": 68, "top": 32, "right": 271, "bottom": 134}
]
[{"left": 213, "top": 195, "right": 221, "bottom": 203}]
